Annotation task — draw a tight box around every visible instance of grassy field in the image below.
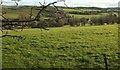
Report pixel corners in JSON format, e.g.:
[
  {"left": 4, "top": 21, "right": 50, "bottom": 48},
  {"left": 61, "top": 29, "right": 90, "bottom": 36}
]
[
  {"left": 2, "top": 6, "right": 39, "bottom": 19},
  {"left": 62, "top": 8, "right": 109, "bottom": 19},
  {"left": 2, "top": 24, "right": 119, "bottom": 69},
  {"left": 69, "top": 14, "right": 101, "bottom": 18},
  {"left": 62, "top": 8, "right": 101, "bottom": 12}
]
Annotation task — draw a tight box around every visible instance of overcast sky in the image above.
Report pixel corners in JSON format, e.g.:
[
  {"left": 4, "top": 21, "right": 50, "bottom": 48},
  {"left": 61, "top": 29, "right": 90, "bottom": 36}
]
[{"left": 1, "top": 0, "right": 120, "bottom": 8}]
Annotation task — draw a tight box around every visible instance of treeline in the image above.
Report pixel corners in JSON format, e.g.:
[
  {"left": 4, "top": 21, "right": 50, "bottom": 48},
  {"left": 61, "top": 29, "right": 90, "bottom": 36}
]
[
  {"left": 90, "top": 14, "right": 119, "bottom": 25},
  {"left": 69, "top": 11, "right": 118, "bottom": 15},
  {"left": 60, "top": 7, "right": 119, "bottom": 12},
  {"left": 69, "top": 11, "right": 100, "bottom": 15},
  {"left": 29, "top": 13, "right": 119, "bottom": 28},
  {"left": 3, "top": 13, "right": 119, "bottom": 29},
  {"left": 69, "top": 13, "right": 119, "bottom": 26},
  {"left": 2, "top": 7, "right": 119, "bottom": 29}
]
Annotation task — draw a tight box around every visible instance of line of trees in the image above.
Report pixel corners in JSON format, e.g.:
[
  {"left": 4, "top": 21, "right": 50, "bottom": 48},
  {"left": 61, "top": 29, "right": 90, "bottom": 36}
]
[
  {"left": 28, "top": 13, "right": 119, "bottom": 28},
  {"left": 68, "top": 10, "right": 118, "bottom": 15},
  {"left": 90, "top": 13, "right": 119, "bottom": 25},
  {"left": 69, "top": 11, "right": 101, "bottom": 15}
]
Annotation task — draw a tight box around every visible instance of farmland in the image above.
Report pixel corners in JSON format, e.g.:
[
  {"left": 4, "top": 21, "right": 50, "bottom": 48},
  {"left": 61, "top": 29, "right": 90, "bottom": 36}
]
[
  {"left": 1, "top": 6, "right": 116, "bottom": 19},
  {"left": 1, "top": 5, "right": 120, "bottom": 69},
  {"left": 62, "top": 8, "right": 102, "bottom": 19},
  {"left": 2, "top": 24, "right": 119, "bottom": 69}
]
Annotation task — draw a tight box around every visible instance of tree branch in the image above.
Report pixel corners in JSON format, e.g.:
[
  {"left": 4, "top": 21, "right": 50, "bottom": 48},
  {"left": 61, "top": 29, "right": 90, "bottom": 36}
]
[{"left": 0, "top": 1, "right": 58, "bottom": 22}]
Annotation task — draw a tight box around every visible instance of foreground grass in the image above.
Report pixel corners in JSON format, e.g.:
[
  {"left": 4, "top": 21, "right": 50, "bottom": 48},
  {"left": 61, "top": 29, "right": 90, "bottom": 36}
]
[{"left": 2, "top": 24, "right": 119, "bottom": 69}]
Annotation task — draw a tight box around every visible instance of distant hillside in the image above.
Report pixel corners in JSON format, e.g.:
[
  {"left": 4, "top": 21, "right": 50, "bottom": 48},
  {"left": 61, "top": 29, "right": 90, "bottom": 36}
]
[
  {"left": 1, "top": 5, "right": 119, "bottom": 19},
  {"left": 58, "top": 6, "right": 120, "bottom": 11}
]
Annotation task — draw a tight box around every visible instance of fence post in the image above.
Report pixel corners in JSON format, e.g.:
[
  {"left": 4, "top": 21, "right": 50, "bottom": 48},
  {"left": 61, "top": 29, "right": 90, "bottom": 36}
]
[{"left": 103, "top": 54, "right": 108, "bottom": 70}]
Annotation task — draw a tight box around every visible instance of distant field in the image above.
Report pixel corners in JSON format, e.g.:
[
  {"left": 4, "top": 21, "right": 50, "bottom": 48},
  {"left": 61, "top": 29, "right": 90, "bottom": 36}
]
[
  {"left": 69, "top": 14, "right": 101, "bottom": 18},
  {"left": 1, "top": 6, "right": 111, "bottom": 19},
  {"left": 62, "top": 8, "right": 101, "bottom": 12},
  {"left": 2, "top": 6, "right": 39, "bottom": 19},
  {"left": 2, "top": 24, "right": 119, "bottom": 68},
  {"left": 62, "top": 8, "right": 115, "bottom": 19}
]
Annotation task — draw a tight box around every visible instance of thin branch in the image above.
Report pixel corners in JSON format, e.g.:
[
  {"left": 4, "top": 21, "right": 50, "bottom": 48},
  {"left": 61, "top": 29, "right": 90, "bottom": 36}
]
[
  {"left": 30, "top": 7, "right": 34, "bottom": 20},
  {"left": 15, "top": 1, "right": 18, "bottom": 6},
  {"left": 34, "top": 1, "right": 57, "bottom": 20},
  {"left": 39, "top": 2, "right": 44, "bottom": 7},
  {"left": 64, "top": 2, "right": 68, "bottom": 8},
  {"left": 1, "top": 15, "right": 8, "bottom": 20},
  {"left": 43, "top": 0, "right": 46, "bottom": 5},
  {"left": 52, "top": 4, "right": 59, "bottom": 11}
]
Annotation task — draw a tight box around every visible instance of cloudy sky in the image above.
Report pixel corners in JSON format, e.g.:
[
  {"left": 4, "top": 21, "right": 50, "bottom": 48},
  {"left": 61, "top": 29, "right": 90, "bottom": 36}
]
[{"left": 1, "top": 0, "right": 120, "bottom": 8}]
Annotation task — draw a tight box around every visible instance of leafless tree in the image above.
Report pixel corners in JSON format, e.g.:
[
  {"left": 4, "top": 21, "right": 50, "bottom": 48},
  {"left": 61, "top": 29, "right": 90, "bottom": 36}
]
[{"left": 0, "top": 0, "right": 67, "bottom": 38}]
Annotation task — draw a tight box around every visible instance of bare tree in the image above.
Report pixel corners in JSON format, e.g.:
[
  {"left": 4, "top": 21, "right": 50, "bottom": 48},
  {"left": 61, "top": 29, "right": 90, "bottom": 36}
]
[
  {"left": 11, "top": 0, "right": 21, "bottom": 6},
  {"left": 0, "top": 0, "right": 67, "bottom": 38}
]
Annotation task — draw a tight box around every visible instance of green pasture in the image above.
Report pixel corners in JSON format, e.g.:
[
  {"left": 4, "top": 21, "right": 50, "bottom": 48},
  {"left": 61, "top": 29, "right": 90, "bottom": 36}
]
[
  {"left": 62, "top": 8, "right": 101, "bottom": 12},
  {"left": 62, "top": 8, "right": 116, "bottom": 19},
  {"left": 2, "top": 6, "right": 39, "bottom": 19},
  {"left": 2, "top": 24, "right": 119, "bottom": 68},
  {"left": 69, "top": 14, "right": 101, "bottom": 19}
]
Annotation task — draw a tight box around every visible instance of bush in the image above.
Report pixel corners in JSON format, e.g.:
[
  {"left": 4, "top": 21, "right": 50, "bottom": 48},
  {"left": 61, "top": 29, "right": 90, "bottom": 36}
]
[
  {"left": 90, "top": 13, "right": 118, "bottom": 25},
  {"left": 80, "top": 18, "right": 89, "bottom": 26},
  {"left": 68, "top": 18, "right": 80, "bottom": 26}
]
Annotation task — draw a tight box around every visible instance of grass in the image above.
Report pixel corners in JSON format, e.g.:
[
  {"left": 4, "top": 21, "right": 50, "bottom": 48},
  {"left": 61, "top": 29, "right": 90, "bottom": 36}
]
[
  {"left": 62, "top": 8, "right": 101, "bottom": 12},
  {"left": 69, "top": 14, "right": 101, "bottom": 19},
  {"left": 2, "top": 24, "right": 119, "bottom": 69},
  {"left": 2, "top": 6, "right": 39, "bottom": 19},
  {"left": 62, "top": 8, "right": 108, "bottom": 19},
  {"left": 62, "top": 8, "right": 116, "bottom": 19}
]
